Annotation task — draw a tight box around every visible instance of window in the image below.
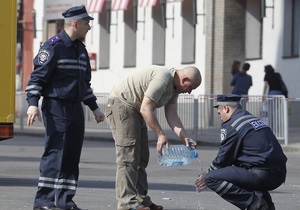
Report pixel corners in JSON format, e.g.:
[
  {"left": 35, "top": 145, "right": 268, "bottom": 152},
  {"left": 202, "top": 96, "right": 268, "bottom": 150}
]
[
  {"left": 46, "top": 20, "right": 64, "bottom": 39},
  {"left": 245, "top": 0, "right": 262, "bottom": 60},
  {"left": 283, "top": 0, "right": 300, "bottom": 58},
  {"left": 181, "top": 0, "right": 196, "bottom": 64},
  {"left": 99, "top": 2, "right": 110, "bottom": 69},
  {"left": 152, "top": 2, "right": 166, "bottom": 65},
  {"left": 124, "top": 0, "right": 137, "bottom": 67}
]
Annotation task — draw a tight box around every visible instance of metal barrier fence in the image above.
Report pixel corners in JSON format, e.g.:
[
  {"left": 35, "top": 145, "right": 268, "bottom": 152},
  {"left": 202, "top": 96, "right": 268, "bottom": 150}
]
[{"left": 15, "top": 93, "right": 289, "bottom": 144}]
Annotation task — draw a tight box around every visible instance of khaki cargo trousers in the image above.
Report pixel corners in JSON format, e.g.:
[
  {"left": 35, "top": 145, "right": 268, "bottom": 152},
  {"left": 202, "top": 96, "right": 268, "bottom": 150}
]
[{"left": 105, "top": 98, "right": 154, "bottom": 210}]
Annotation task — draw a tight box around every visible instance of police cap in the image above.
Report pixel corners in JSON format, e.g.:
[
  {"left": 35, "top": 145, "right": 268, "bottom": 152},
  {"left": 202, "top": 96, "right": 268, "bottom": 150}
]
[
  {"left": 213, "top": 94, "right": 242, "bottom": 108},
  {"left": 62, "top": 5, "right": 94, "bottom": 21}
]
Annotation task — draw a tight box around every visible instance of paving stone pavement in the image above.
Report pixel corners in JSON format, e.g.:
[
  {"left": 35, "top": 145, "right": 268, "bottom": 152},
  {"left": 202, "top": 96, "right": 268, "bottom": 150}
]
[{"left": 0, "top": 132, "right": 299, "bottom": 210}]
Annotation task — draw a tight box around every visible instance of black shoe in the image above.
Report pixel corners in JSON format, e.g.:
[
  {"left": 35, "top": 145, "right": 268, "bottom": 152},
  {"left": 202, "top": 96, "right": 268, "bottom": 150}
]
[
  {"left": 247, "top": 196, "right": 269, "bottom": 210},
  {"left": 33, "top": 207, "right": 62, "bottom": 210},
  {"left": 65, "top": 207, "right": 87, "bottom": 210},
  {"left": 149, "top": 203, "right": 163, "bottom": 210},
  {"left": 268, "top": 203, "right": 275, "bottom": 210}
]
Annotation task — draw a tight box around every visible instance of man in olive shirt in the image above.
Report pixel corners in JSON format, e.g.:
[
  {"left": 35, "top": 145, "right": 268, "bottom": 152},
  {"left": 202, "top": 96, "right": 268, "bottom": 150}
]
[{"left": 105, "top": 65, "right": 202, "bottom": 210}]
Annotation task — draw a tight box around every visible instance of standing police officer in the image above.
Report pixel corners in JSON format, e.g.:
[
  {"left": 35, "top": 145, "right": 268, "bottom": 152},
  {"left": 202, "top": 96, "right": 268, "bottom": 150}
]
[
  {"left": 195, "top": 94, "right": 287, "bottom": 210},
  {"left": 26, "top": 6, "right": 104, "bottom": 210}
]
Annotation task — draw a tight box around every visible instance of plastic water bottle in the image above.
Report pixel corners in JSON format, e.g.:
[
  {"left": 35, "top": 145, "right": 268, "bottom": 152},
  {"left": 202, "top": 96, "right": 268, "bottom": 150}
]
[{"left": 157, "top": 141, "right": 198, "bottom": 167}]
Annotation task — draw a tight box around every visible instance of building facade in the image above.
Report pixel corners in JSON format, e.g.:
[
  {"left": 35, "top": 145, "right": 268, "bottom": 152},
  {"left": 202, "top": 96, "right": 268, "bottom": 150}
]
[{"left": 23, "top": 0, "right": 299, "bottom": 98}]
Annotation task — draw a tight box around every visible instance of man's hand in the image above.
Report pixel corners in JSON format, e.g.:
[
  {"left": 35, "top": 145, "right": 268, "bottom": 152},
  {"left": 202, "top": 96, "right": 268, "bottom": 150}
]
[
  {"left": 195, "top": 172, "right": 207, "bottom": 192},
  {"left": 185, "top": 138, "right": 197, "bottom": 148},
  {"left": 156, "top": 134, "right": 168, "bottom": 155},
  {"left": 93, "top": 108, "right": 105, "bottom": 123},
  {"left": 27, "top": 106, "right": 42, "bottom": 126}
]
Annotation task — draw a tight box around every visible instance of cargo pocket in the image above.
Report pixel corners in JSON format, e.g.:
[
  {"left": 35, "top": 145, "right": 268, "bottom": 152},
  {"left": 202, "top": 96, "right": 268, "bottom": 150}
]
[
  {"left": 115, "top": 137, "right": 136, "bottom": 147},
  {"left": 115, "top": 137, "right": 137, "bottom": 164},
  {"left": 105, "top": 109, "right": 116, "bottom": 130}
]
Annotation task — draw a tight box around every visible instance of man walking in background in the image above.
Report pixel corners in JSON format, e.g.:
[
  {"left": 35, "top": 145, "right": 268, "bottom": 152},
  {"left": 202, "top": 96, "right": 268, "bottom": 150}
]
[{"left": 231, "top": 63, "right": 252, "bottom": 96}]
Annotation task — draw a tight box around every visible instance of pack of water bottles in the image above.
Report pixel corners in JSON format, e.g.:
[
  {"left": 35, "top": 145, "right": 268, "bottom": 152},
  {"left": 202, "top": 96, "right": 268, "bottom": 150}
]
[{"left": 157, "top": 140, "right": 199, "bottom": 167}]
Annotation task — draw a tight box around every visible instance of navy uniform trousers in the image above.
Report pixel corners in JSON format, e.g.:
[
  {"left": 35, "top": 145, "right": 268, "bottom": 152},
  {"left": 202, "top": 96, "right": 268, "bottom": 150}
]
[
  {"left": 34, "top": 98, "right": 85, "bottom": 209},
  {"left": 205, "top": 165, "right": 286, "bottom": 209}
]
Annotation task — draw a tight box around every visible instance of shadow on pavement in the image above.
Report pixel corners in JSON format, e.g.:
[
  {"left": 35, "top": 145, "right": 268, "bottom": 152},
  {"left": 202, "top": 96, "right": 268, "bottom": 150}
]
[{"left": 0, "top": 177, "right": 196, "bottom": 192}]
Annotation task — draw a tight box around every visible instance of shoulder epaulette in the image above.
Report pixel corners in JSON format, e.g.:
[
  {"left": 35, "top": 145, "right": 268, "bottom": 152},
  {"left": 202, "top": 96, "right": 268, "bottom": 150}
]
[{"left": 47, "top": 35, "right": 61, "bottom": 45}]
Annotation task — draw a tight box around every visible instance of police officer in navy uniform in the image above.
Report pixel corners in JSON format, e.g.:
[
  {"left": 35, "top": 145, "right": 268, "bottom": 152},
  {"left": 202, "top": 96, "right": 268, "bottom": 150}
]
[
  {"left": 195, "top": 94, "right": 287, "bottom": 210},
  {"left": 26, "top": 5, "right": 105, "bottom": 210}
]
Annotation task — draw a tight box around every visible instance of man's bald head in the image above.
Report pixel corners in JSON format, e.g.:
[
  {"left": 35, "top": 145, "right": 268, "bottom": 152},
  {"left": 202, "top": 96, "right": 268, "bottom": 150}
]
[
  {"left": 174, "top": 66, "right": 202, "bottom": 94},
  {"left": 181, "top": 66, "right": 202, "bottom": 89}
]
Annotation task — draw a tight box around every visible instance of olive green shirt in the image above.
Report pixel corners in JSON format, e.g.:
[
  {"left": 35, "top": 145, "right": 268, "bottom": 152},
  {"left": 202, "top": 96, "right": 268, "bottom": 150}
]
[{"left": 113, "top": 66, "right": 178, "bottom": 111}]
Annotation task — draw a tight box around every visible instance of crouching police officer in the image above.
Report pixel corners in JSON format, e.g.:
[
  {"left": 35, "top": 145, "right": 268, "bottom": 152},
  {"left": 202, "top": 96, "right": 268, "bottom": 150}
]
[
  {"left": 26, "top": 5, "right": 104, "bottom": 210},
  {"left": 195, "top": 94, "right": 287, "bottom": 210}
]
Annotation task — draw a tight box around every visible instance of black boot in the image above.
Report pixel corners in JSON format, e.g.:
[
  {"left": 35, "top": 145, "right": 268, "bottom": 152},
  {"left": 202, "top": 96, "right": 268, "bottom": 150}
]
[{"left": 247, "top": 196, "right": 269, "bottom": 210}]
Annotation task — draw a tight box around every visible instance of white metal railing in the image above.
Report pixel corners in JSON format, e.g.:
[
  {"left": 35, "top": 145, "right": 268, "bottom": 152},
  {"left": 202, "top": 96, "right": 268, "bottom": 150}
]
[{"left": 15, "top": 93, "right": 290, "bottom": 144}]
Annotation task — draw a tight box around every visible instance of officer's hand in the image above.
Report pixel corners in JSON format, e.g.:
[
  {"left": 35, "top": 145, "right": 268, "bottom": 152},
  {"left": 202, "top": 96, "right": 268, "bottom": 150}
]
[
  {"left": 195, "top": 172, "right": 207, "bottom": 193},
  {"left": 27, "top": 106, "right": 42, "bottom": 126},
  {"left": 157, "top": 134, "right": 168, "bottom": 155},
  {"left": 93, "top": 108, "right": 105, "bottom": 123}
]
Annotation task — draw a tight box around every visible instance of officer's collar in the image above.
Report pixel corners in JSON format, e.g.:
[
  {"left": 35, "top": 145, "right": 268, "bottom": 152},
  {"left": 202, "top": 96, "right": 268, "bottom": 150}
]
[{"left": 59, "top": 29, "right": 74, "bottom": 48}]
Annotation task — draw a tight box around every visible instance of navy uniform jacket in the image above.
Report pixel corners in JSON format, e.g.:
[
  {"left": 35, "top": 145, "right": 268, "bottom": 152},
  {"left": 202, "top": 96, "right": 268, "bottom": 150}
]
[
  {"left": 26, "top": 29, "right": 98, "bottom": 111},
  {"left": 209, "top": 108, "right": 287, "bottom": 171}
]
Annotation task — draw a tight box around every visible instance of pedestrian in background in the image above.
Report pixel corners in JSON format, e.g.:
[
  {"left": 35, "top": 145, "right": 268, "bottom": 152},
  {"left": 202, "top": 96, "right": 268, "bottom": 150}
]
[
  {"left": 263, "top": 65, "right": 287, "bottom": 97},
  {"left": 195, "top": 94, "right": 287, "bottom": 210},
  {"left": 26, "top": 6, "right": 105, "bottom": 210},
  {"left": 231, "top": 60, "right": 241, "bottom": 76},
  {"left": 105, "top": 66, "right": 202, "bottom": 210},
  {"left": 231, "top": 63, "right": 252, "bottom": 96}
]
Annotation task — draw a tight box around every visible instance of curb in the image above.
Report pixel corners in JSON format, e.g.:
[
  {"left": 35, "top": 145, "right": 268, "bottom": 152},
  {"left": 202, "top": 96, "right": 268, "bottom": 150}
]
[
  {"left": 13, "top": 129, "right": 299, "bottom": 153},
  {"left": 281, "top": 145, "right": 300, "bottom": 153}
]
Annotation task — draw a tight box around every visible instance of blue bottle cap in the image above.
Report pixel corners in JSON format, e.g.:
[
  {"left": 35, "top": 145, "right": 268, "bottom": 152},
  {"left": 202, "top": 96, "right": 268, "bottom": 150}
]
[{"left": 193, "top": 150, "right": 199, "bottom": 158}]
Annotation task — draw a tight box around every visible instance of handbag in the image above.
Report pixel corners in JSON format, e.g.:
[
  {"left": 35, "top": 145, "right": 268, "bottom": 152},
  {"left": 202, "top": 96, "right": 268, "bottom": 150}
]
[{"left": 279, "top": 75, "right": 288, "bottom": 98}]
